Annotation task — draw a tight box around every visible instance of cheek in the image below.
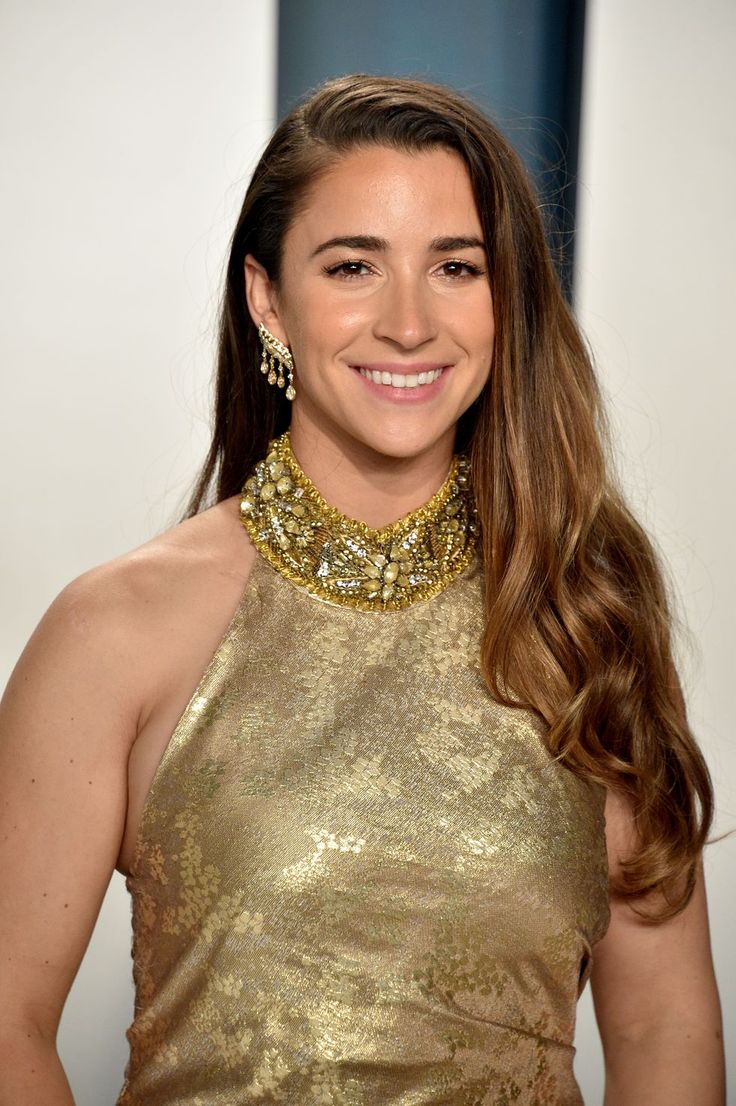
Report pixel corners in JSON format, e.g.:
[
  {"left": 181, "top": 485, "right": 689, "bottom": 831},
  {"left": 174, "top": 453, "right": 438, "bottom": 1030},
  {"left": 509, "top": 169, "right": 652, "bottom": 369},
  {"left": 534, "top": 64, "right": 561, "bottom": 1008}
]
[
  {"left": 300, "top": 291, "right": 368, "bottom": 351},
  {"left": 485, "top": 321, "right": 496, "bottom": 360},
  {"left": 455, "top": 301, "right": 495, "bottom": 363},
  {"left": 286, "top": 303, "right": 362, "bottom": 376},
  {"left": 476, "top": 298, "right": 496, "bottom": 360},
  {"left": 464, "top": 315, "right": 495, "bottom": 388}
]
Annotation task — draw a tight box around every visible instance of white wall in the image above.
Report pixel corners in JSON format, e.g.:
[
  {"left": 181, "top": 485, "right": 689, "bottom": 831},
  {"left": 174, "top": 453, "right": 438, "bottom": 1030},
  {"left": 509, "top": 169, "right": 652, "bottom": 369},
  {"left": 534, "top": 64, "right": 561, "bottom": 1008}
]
[
  {"left": 0, "top": 2, "right": 277, "bottom": 1102},
  {"left": 572, "top": 0, "right": 736, "bottom": 1098},
  {"left": 3, "top": 1, "right": 733, "bottom": 1101}
]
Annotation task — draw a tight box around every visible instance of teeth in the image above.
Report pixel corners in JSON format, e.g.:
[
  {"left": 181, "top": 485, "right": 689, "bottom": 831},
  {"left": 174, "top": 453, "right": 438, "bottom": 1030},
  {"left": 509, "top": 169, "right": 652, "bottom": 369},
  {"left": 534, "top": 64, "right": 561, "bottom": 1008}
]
[{"left": 358, "top": 367, "right": 443, "bottom": 388}]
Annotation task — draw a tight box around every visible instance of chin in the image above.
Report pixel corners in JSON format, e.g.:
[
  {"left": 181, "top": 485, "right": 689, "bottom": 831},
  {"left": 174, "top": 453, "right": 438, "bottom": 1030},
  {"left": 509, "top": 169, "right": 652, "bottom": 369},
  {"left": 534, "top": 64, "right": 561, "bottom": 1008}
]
[{"left": 346, "top": 422, "right": 456, "bottom": 463}]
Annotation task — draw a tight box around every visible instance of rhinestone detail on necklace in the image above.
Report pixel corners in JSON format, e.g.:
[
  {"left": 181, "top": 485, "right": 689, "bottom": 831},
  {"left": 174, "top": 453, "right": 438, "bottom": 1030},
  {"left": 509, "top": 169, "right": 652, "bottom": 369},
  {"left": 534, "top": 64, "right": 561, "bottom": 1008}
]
[{"left": 238, "top": 430, "right": 478, "bottom": 611}]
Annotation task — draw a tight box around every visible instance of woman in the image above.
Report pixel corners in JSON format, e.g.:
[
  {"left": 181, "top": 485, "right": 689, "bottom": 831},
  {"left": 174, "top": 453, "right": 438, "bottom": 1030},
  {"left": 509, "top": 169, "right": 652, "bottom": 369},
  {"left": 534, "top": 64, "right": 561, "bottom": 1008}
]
[{"left": 0, "top": 75, "right": 725, "bottom": 1104}]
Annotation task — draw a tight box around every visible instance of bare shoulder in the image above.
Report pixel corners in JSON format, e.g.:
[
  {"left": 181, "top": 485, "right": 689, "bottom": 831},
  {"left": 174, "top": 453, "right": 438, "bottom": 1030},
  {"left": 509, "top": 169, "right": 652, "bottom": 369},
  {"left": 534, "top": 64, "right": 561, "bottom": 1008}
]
[
  {"left": 0, "top": 496, "right": 255, "bottom": 1042},
  {"left": 6, "top": 495, "right": 255, "bottom": 740},
  {"left": 74, "top": 493, "right": 254, "bottom": 622},
  {"left": 105, "top": 494, "right": 258, "bottom": 727}
]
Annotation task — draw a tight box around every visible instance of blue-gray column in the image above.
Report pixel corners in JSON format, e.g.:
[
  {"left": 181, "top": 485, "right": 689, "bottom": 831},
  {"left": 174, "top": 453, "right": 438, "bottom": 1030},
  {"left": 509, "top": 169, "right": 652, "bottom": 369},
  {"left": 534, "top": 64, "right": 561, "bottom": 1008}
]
[{"left": 277, "top": 0, "right": 586, "bottom": 299}]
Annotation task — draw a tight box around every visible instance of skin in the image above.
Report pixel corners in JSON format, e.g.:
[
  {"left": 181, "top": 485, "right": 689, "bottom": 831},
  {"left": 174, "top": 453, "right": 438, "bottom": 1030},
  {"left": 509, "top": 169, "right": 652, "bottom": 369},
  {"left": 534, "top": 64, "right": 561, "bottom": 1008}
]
[
  {"left": 0, "top": 144, "right": 725, "bottom": 1103},
  {"left": 245, "top": 145, "right": 495, "bottom": 528},
  {"left": 592, "top": 793, "right": 724, "bottom": 1102}
]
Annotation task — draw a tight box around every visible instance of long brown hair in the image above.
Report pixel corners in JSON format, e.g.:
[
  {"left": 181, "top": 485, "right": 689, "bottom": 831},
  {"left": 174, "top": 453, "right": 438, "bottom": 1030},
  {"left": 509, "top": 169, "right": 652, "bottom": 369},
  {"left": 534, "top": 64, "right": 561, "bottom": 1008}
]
[{"left": 183, "top": 74, "right": 714, "bottom": 921}]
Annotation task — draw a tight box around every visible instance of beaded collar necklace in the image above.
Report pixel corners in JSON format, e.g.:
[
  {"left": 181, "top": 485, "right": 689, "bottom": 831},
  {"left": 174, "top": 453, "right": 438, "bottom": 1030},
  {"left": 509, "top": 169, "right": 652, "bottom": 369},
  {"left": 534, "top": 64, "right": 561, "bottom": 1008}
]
[{"left": 238, "top": 430, "right": 478, "bottom": 611}]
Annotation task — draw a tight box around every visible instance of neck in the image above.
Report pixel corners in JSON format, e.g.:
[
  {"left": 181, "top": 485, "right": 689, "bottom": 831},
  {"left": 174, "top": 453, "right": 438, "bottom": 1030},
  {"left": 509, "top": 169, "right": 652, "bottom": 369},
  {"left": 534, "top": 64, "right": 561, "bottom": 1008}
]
[
  {"left": 287, "top": 417, "right": 457, "bottom": 529},
  {"left": 239, "top": 427, "right": 477, "bottom": 611}
]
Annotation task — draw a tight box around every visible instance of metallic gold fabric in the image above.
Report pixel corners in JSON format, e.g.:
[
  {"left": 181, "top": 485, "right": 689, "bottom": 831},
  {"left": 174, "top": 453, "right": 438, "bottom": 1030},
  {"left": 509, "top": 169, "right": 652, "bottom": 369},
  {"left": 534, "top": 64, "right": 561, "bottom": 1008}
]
[
  {"left": 118, "top": 551, "right": 610, "bottom": 1105},
  {"left": 239, "top": 432, "right": 478, "bottom": 610}
]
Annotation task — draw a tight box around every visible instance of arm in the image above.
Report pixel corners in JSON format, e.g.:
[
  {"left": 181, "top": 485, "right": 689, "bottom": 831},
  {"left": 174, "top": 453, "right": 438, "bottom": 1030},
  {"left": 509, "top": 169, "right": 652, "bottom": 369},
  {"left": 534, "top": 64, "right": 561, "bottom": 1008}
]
[
  {"left": 591, "top": 790, "right": 725, "bottom": 1106},
  {"left": 0, "top": 568, "right": 142, "bottom": 1104}
]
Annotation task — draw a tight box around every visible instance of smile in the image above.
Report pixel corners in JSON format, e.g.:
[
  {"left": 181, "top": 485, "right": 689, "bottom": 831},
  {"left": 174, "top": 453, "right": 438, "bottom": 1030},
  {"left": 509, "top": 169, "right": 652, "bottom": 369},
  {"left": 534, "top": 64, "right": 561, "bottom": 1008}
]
[{"left": 356, "top": 367, "right": 445, "bottom": 389}]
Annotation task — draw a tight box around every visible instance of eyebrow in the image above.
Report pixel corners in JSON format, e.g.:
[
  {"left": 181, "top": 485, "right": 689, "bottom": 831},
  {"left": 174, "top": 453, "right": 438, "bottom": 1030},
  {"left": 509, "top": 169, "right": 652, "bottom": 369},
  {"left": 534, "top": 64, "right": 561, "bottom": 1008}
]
[{"left": 310, "top": 234, "right": 485, "bottom": 258}]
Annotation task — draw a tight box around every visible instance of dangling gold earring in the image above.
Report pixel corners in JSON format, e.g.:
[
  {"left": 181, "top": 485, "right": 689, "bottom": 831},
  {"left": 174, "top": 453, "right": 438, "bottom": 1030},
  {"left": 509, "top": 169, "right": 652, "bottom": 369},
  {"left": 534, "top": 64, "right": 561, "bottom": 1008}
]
[{"left": 258, "top": 322, "right": 296, "bottom": 401}]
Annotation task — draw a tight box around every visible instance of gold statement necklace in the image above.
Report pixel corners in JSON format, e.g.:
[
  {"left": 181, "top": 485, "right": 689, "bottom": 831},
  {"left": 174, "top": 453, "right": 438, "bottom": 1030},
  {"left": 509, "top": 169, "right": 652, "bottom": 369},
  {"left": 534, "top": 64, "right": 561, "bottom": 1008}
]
[{"left": 239, "top": 430, "right": 478, "bottom": 611}]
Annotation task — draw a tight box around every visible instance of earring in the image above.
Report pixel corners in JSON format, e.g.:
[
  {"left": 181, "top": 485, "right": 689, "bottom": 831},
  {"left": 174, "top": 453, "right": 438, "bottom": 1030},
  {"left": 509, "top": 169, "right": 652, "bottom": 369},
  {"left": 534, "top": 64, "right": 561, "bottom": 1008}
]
[{"left": 258, "top": 322, "right": 296, "bottom": 401}]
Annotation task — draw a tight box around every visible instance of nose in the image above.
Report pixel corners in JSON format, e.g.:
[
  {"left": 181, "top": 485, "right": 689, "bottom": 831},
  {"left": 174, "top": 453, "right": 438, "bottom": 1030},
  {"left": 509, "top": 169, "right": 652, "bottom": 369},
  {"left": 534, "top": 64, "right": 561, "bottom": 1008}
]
[{"left": 372, "top": 273, "right": 438, "bottom": 350}]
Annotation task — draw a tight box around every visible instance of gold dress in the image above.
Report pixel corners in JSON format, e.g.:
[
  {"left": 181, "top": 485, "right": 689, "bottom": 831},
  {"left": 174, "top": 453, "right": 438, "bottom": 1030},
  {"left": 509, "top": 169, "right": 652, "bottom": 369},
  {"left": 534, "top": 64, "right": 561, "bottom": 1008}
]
[{"left": 117, "top": 433, "right": 610, "bottom": 1105}]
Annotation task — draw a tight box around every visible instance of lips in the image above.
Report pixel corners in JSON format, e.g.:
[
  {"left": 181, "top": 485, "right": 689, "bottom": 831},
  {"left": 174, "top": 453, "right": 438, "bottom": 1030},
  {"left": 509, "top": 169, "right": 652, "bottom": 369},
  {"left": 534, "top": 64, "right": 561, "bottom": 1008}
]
[
  {"left": 351, "top": 367, "right": 447, "bottom": 380},
  {"left": 357, "top": 366, "right": 443, "bottom": 388},
  {"left": 351, "top": 363, "right": 450, "bottom": 388},
  {"left": 351, "top": 362, "right": 450, "bottom": 402}
]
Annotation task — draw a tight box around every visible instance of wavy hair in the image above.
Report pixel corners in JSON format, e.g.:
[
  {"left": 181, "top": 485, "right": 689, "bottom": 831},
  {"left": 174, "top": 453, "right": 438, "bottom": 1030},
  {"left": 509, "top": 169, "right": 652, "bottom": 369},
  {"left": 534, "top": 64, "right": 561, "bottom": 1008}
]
[{"left": 183, "top": 74, "right": 714, "bottom": 921}]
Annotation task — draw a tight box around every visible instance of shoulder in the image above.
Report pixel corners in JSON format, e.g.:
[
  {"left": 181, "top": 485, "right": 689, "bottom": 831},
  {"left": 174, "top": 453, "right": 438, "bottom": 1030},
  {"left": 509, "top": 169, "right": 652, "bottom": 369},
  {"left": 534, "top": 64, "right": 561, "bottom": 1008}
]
[
  {"left": 11, "top": 496, "right": 256, "bottom": 737},
  {"left": 67, "top": 494, "right": 252, "bottom": 615}
]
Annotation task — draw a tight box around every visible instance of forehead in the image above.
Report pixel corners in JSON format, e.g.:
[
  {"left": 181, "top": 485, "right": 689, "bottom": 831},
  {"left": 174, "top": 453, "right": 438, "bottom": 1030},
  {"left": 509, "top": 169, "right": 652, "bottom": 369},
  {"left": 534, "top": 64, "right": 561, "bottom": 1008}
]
[{"left": 288, "top": 145, "right": 482, "bottom": 247}]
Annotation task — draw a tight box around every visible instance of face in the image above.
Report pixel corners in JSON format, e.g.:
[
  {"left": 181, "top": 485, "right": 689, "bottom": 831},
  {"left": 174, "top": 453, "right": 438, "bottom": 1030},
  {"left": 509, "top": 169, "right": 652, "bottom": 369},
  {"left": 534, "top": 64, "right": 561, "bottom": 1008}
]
[{"left": 245, "top": 144, "right": 494, "bottom": 464}]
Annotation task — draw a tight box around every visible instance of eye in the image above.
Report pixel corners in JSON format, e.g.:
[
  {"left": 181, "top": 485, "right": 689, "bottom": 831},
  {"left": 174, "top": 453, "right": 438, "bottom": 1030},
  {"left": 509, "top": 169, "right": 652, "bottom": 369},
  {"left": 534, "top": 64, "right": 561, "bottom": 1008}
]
[
  {"left": 437, "top": 259, "right": 485, "bottom": 278},
  {"left": 322, "top": 259, "right": 374, "bottom": 279}
]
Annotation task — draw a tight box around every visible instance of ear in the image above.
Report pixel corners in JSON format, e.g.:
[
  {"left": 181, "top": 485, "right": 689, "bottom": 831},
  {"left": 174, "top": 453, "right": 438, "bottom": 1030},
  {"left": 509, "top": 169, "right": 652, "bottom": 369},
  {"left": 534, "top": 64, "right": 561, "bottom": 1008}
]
[{"left": 244, "top": 254, "right": 290, "bottom": 347}]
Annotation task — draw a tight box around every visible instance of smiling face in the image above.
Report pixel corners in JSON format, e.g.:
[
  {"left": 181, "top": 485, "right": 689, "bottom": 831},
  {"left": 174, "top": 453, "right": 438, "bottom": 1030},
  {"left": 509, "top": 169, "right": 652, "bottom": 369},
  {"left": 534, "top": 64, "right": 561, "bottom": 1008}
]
[{"left": 245, "top": 144, "right": 495, "bottom": 468}]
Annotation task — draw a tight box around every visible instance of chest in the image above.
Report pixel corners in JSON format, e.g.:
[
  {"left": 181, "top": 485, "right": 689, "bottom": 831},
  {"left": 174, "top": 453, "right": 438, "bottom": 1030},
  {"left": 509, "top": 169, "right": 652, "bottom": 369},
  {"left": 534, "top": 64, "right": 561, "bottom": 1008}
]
[{"left": 137, "top": 585, "right": 608, "bottom": 952}]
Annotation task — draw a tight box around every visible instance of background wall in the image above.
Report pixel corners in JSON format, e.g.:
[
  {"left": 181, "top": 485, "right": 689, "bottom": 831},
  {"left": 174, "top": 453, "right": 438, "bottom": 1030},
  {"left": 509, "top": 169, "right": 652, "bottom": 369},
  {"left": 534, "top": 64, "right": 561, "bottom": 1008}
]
[
  {"left": 572, "top": 0, "right": 736, "bottom": 1097},
  {"left": 277, "top": 0, "right": 586, "bottom": 296},
  {"left": 1, "top": 1, "right": 733, "bottom": 1103},
  {"left": 0, "top": 2, "right": 277, "bottom": 1102}
]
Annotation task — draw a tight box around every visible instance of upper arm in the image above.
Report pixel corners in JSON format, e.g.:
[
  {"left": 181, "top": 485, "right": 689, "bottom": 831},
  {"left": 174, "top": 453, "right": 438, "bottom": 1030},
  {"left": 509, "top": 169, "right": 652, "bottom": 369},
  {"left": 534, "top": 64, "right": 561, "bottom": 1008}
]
[
  {"left": 0, "top": 567, "right": 142, "bottom": 1042},
  {"left": 590, "top": 790, "right": 722, "bottom": 1046}
]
